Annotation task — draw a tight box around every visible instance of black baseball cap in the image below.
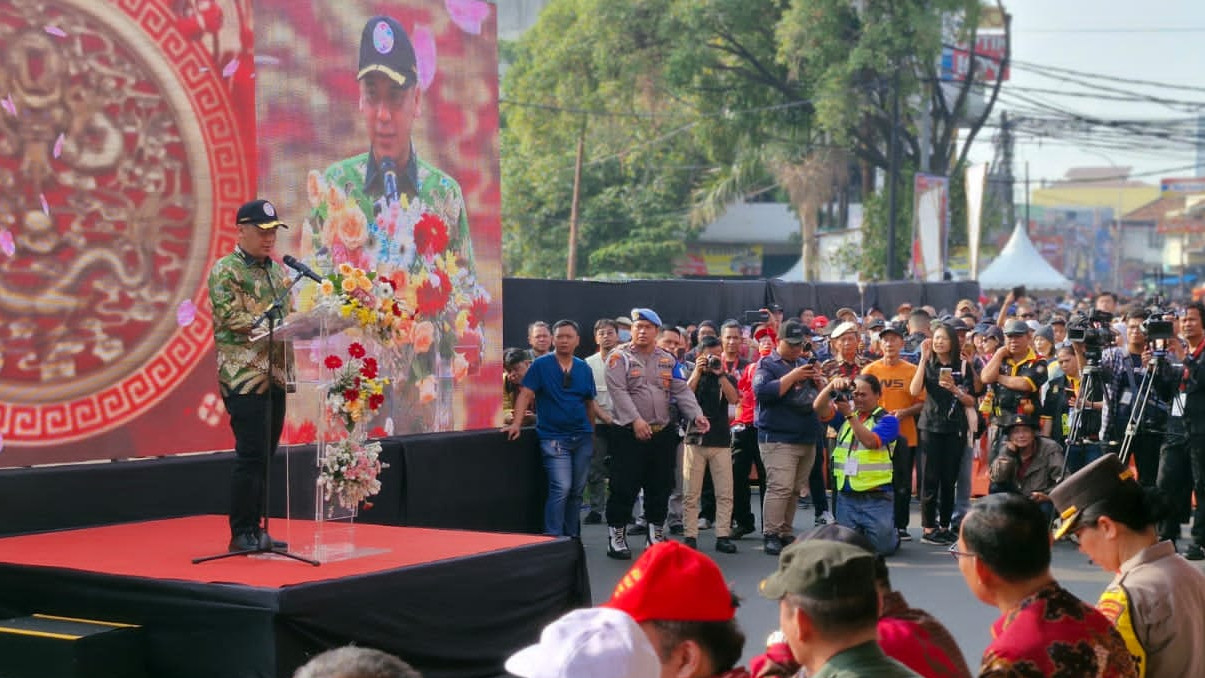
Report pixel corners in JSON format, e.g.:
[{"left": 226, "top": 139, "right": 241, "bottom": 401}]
[
  {"left": 1003, "top": 319, "right": 1030, "bottom": 336},
  {"left": 358, "top": 16, "right": 418, "bottom": 90},
  {"left": 780, "top": 320, "right": 808, "bottom": 345},
  {"left": 235, "top": 199, "right": 287, "bottom": 229},
  {"left": 879, "top": 321, "right": 907, "bottom": 338}
]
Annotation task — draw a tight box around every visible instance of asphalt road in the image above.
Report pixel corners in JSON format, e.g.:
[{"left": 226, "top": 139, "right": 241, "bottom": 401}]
[{"left": 576, "top": 500, "right": 1205, "bottom": 670}]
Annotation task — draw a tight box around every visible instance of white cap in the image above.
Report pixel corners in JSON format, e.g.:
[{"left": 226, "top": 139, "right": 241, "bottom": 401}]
[
  {"left": 1025, "top": 319, "right": 1041, "bottom": 332},
  {"left": 505, "top": 608, "right": 661, "bottom": 678},
  {"left": 829, "top": 321, "right": 858, "bottom": 340}
]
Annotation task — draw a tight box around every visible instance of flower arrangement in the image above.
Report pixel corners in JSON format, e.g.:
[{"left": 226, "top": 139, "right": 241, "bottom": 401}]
[
  {"left": 324, "top": 342, "right": 389, "bottom": 433},
  {"left": 313, "top": 262, "right": 410, "bottom": 349},
  {"left": 317, "top": 437, "right": 386, "bottom": 511}
]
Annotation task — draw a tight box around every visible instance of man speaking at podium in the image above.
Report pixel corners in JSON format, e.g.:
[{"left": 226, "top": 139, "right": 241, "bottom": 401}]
[{"left": 207, "top": 199, "right": 293, "bottom": 552}]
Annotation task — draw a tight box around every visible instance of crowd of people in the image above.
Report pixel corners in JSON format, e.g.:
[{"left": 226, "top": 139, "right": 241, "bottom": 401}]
[{"left": 494, "top": 291, "right": 1205, "bottom": 676}]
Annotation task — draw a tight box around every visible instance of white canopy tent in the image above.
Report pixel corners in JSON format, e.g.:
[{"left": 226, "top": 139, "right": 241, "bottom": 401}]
[{"left": 977, "top": 222, "right": 1073, "bottom": 293}]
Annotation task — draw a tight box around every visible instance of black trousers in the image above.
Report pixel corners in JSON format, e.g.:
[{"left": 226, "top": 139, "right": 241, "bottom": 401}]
[
  {"left": 808, "top": 445, "right": 830, "bottom": 516},
  {"left": 892, "top": 442, "right": 915, "bottom": 529},
  {"left": 731, "top": 425, "right": 766, "bottom": 530},
  {"left": 606, "top": 425, "right": 679, "bottom": 528},
  {"left": 1156, "top": 428, "right": 1191, "bottom": 540},
  {"left": 223, "top": 387, "right": 286, "bottom": 536},
  {"left": 920, "top": 430, "right": 965, "bottom": 529},
  {"left": 1188, "top": 432, "right": 1205, "bottom": 546},
  {"left": 1126, "top": 431, "right": 1163, "bottom": 488}
]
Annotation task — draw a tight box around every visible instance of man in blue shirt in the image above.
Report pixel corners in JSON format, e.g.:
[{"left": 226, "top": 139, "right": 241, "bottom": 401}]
[
  {"left": 504, "top": 320, "right": 612, "bottom": 536},
  {"left": 754, "top": 319, "right": 824, "bottom": 555}
]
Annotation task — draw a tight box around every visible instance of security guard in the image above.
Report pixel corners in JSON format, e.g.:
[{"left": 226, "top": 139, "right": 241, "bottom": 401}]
[
  {"left": 309, "top": 15, "right": 474, "bottom": 274},
  {"left": 207, "top": 199, "right": 293, "bottom": 552},
  {"left": 982, "top": 318, "right": 1047, "bottom": 458},
  {"left": 815, "top": 374, "right": 901, "bottom": 556},
  {"left": 604, "top": 308, "right": 708, "bottom": 559},
  {"left": 1050, "top": 453, "right": 1205, "bottom": 678}
]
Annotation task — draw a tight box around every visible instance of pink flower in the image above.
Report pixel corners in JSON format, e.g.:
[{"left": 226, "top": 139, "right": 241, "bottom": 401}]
[{"left": 418, "top": 375, "right": 437, "bottom": 404}]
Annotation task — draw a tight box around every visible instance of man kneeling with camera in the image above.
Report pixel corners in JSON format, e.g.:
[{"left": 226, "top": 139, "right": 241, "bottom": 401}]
[{"left": 814, "top": 374, "right": 902, "bottom": 556}]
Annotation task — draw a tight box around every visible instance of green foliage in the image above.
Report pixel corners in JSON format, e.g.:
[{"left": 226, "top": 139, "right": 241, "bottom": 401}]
[{"left": 860, "top": 168, "right": 915, "bottom": 280}]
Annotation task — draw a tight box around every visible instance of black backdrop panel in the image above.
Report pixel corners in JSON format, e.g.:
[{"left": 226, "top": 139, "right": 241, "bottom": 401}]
[
  {"left": 392, "top": 428, "right": 545, "bottom": 533},
  {"left": 922, "top": 281, "right": 975, "bottom": 315},
  {"left": 869, "top": 281, "right": 924, "bottom": 316},
  {"left": 504, "top": 278, "right": 979, "bottom": 349}
]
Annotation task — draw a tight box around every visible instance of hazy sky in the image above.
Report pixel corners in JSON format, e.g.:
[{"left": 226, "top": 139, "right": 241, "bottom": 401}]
[{"left": 966, "top": 0, "right": 1205, "bottom": 185}]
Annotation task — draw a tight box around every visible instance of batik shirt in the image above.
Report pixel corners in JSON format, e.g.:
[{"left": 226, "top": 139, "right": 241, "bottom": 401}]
[
  {"left": 980, "top": 583, "right": 1138, "bottom": 678},
  {"left": 207, "top": 247, "right": 293, "bottom": 395},
  {"left": 311, "top": 148, "right": 475, "bottom": 276}
]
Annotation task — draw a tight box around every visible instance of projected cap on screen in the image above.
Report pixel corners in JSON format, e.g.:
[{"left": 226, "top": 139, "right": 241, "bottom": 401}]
[{"left": 357, "top": 16, "right": 417, "bottom": 90}]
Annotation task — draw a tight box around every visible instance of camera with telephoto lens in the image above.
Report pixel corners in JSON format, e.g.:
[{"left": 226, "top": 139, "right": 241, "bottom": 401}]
[
  {"left": 706, "top": 355, "right": 723, "bottom": 371},
  {"left": 1067, "top": 309, "right": 1113, "bottom": 363},
  {"left": 1141, "top": 310, "right": 1174, "bottom": 343},
  {"left": 833, "top": 385, "right": 855, "bottom": 403}
]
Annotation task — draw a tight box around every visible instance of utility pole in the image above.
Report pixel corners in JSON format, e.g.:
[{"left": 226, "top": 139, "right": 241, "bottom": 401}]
[
  {"left": 886, "top": 71, "right": 901, "bottom": 280},
  {"left": 566, "top": 123, "right": 586, "bottom": 280},
  {"left": 1000, "top": 111, "right": 1015, "bottom": 230}
]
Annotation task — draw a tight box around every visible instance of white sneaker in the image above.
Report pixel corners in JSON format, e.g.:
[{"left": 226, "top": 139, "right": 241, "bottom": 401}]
[
  {"left": 697, "top": 518, "right": 713, "bottom": 530},
  {"left": 647, "top": 524, "right": 667, "bottom": 545},
  {"left": 815, "top": 511, "right": 835, "bottom": 526}
]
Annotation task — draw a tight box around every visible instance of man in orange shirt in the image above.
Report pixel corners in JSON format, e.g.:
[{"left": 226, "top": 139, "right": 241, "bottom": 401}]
[{"left": 862, "top": 321, "right": 925, "bottom": 542}]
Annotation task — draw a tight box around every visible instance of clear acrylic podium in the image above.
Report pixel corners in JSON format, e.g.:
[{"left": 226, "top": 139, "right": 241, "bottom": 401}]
[{"left": 268, "top": 301, "right": 392, "bottom": 562}]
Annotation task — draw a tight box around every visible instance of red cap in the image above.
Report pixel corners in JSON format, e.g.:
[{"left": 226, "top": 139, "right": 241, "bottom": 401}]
[
  {"left": 753, "top": 325, "right": 777, "bottom": 342},
  {"left": 811, "top": 315, "right": 829, "bottom": 330},
  {"left": 603, "top": 542, "right": 735, "bottom": 623}
]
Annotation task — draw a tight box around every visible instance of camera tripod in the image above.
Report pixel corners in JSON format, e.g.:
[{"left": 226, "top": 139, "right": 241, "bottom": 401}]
[
  {"left": 1116, "top": 350, "right": 1168, "bottom": 467},
  {"left": 1057, "top": 362, "right": 1102, "bottom": 481}
]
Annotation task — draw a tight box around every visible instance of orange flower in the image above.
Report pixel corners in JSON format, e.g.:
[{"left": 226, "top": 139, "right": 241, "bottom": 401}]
[
  {"left": 357, "top": 274, "right": 373, "bottom": 292},
  {"left": 338, "top": 262, "right": 355, "bottom": 276},
  {"left": 413, "top": 320, "right": 435, "bottom": 353},
  {"left": 341, "top": 277, "right": 358, "bottom": 293},
  {"left": 320, "top": 279, "right": 335, "bottom": 296},
  {"left": 452, "top": 352, "right": 469, "bottom": 381},
  {"left": 418, "top": 375, "right": 437, "bottom": 404},
  {"left": 331, "top": 206, "right": 369, "bottom": 250}
]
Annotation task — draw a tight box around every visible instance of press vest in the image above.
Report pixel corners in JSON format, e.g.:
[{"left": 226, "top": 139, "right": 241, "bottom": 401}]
[{"left": 833, "top": 407, "right": 895, "bottom": 492}]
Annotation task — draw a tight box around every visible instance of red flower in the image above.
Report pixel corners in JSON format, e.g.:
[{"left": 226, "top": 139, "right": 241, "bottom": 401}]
[
  {"left": 343, "top": 388, "right": 359, "bottom": 402},
  {"left": 391, "top": 302, "right": 402, "bottom": 316},
  {"left": 415, "top": 269, "right": 452, "bottom": 316},
  {"left": 348, "top": 342, "right": 366, "bottom": 359},
  {"left": 467, "top": 295, "right": 489, "bottom": 328},
  {"left": 325, "top": 355, "right": 343, "bottom": 369},
  {"left": 360, "top": 357, "right": 379, "bottom": 379},
  {"left": 368, "top": 393, "right": 385, "bottom": 410},
  {"left": 414, "top": 212, "right": 450, "bottom": 255}
]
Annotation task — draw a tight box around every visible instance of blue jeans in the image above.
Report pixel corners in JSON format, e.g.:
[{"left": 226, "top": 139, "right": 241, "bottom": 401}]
[
  {"left": 835, "top": 490, "right": 899, "bottom": 556},
  {"left": 541, "top": 434, "right": 594, "bottom": 537}
]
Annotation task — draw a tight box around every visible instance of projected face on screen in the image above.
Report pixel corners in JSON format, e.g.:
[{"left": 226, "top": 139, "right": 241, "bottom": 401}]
[{"left": 360, "top": 73, "right": 421, "bottom": 164}]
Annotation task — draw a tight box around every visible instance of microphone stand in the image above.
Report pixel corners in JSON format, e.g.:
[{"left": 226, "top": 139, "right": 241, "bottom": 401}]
[{"left": 195, "top": 271, "right": 320, "bottom": 566}]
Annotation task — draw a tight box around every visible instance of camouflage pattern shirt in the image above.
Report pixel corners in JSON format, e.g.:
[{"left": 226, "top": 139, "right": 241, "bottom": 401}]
[{"left": 207, "top": 246, "right": 294, "bottom": 395}]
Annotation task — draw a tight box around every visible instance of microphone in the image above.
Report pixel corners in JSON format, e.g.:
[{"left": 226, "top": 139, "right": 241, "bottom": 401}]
[
  {"left": 380, "top": 157, "right": 400, "bottom": 205},
  {"left": 282, "top": 255, "right": 323, "bottom": 283}
]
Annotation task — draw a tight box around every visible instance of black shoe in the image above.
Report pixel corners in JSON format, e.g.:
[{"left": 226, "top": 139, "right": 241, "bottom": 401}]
[
  {"left": 583, "top": 511, "right": 603, "bottom": 525},
  {"left": 780, "top": 533, "right": 796, "bottom": 546},
  {"left": 764, "top": 535, "right": 784, "bottom": 556},
  {"left": 897, "top": 528, "right": 912, "bottom": 542},
  {"left": 668, "top": 524, "right": 684, "bottom": 536},
  {"left": 921, "top": 530, "right": 945, "bottom": 545},
  {"left": 1187, "top": 543, "right": 1205, "bottom": 561},
  {"left": 259, "top": 531, "right": 287, "bottom": 549},
  {"left": 228, "top": 532, "right": 260, "bottom": 552},
  {"left": 627, "top": 523, "right": 647, "bottom": 536},
  {"left": 715, "top": 538, "right": 737, "bottom": 554},
  {"left": 732, "top": 523, "right": 756, "bottom": 540},
  {"left": 684, "top": 537, "right": 698, "bottom": 549}
]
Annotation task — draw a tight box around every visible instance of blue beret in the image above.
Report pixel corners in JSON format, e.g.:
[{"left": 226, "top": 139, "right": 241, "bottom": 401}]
[{"left": 631, "top": 308, "right": 662, "bottom": 327}]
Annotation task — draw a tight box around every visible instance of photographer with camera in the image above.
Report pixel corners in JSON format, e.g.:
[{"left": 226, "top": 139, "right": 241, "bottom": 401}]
[
  {"left": 909, "top": 325, "right": 981, "bottom": 545},
  {"left": 731, "top": 325, "right": 775, "bottom": 539},
  {"left": 987, "top": 415, "right": 1064, "bottom": 514},
  {"left": 814, "top": 374, "right": 902, "bottom": 555},
  {"left": 982, "top": 319, "right": 1048, "bottom": 458},
  {"left": 682, "top": 335, "right": 740, "bottom": 554},
  {"left": 1096, "top": 306, "right": 1177, "bottom": 487},
  {"left": 1173, "top": 301, "right": 1205, "bottom": 560},
  {"left": 1042, "top": 343, "right": 1105, "bottom": 475},
  {"left": 753, "top": 319, "right": 824, "bottom": 556}
]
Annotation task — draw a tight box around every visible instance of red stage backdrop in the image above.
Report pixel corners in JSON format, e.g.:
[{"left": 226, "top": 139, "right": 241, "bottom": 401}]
[{"left": 0, "top": 0, "right": 501, "bottom": 467}]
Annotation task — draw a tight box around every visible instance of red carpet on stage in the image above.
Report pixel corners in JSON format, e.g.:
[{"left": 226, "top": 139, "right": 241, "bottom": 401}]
[{"left": 0, "top": 515, "right": 551, "bottom": 588}]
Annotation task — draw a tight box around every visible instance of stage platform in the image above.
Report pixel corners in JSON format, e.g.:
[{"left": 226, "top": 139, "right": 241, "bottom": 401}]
[{"left": 0, "top": 516, "right": 589, "bottom": 678}]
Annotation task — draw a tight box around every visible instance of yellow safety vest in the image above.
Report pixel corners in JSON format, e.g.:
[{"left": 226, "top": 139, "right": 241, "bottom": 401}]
[{"left": 832, "top": 407, "right": 895, "bottom": 492}]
